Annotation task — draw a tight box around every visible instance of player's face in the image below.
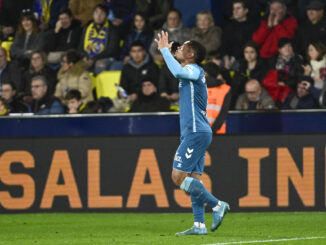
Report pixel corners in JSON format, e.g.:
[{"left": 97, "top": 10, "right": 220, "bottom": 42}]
[{"left": 175, "top": 41, "right": 190, "bottom": 62}]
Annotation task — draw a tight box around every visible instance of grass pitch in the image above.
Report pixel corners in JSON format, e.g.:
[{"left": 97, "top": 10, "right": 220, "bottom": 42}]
[{"left": 0, "top": 212, "right": 326, "bottom": 245}]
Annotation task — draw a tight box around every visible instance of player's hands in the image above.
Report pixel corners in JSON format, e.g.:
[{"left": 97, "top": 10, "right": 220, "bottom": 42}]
[{"left": 154, "top": 31, "right": 173, "bottom": 51}]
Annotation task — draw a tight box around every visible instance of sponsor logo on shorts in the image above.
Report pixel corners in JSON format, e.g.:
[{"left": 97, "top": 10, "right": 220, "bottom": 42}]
[
  {"left": 177, "top": 163, "right": 182, "bottom": 168},
  {"left": 174, "top": 152, "right": 183, "bottom": 163}
]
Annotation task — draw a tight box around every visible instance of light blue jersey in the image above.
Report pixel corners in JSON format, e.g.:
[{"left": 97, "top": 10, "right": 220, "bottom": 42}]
[{"left": 160, "top": 48, "right": 212, "bottom": 136}]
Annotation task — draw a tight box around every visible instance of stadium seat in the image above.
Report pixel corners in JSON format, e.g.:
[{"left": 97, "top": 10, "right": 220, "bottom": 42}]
[{"left": 95, "top": 71, "right": 122, "bottom": 99}]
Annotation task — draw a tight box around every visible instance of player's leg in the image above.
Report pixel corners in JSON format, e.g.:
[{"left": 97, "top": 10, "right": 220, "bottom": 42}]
[{"left": 190, "top": 173, "right": 205, "bottom": 227}]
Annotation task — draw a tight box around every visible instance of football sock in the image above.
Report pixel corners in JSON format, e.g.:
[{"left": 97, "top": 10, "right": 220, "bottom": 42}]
[
  {"left": 191, "top": 194, "right": 205, "bottom": 223},
  {"left": 180, "top": 177, "right": 219, "bottom": 208},
  {"left": 194, "top": 222, "right": 206, "bottom": 228}
]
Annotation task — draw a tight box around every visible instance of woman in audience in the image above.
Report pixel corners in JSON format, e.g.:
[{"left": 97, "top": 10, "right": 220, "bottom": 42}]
[
  {"left": 121, "top": 13, "right": 153, "bottom": 63},
  {"left": 189, "top": 10, "right": 222, "bottom": 58},
  {"left": 10, "top": 9, "right": 45, "bottom": 70},
  {"left": 55, "top": 49, "right": 92, "bottom": 105},
  {"left": 21, "top": 51, "right": 57, "bottom": 101},
  {"left": 231, "top": 41, "right": 267, "bottom": 108},
  {"left": 304, "top": 41, "right": 326, "bottom": 89}
]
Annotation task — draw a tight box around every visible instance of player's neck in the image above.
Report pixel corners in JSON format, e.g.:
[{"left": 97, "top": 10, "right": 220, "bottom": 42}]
[{"left": 181, "top": 59, "right": 194, "bottom": 67}]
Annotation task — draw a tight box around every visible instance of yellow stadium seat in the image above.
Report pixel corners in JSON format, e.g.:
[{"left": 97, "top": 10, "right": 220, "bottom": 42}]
[
  {"left": 95, "top": 71, "right": 122, "bottom": 99},
  {"left": 1, "top": 40, "right": 13, "bottom": 61}
]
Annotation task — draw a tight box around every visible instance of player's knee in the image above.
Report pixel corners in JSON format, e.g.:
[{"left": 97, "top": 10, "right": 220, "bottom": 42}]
[{"left": 171, "top": 171, "right": 185, "bottom": 186}]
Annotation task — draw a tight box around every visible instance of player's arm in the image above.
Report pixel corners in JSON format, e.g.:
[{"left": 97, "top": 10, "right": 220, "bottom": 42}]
[{"left": 160, "top": 48, "right": 200, "bottom": 81}]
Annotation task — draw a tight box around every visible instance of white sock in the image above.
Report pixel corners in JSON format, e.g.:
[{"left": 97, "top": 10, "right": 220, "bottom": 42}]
[
  {"left": 194, "top": 222, "right": 206, "bottom": 228},
  {"left": 212, "top": 201, "right": 222, "bottom": 211}
]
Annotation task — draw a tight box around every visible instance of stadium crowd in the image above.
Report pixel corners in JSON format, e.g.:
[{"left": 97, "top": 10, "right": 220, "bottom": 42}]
[{"left": 0, "top": 0, "right": 326, "bottom": 116}]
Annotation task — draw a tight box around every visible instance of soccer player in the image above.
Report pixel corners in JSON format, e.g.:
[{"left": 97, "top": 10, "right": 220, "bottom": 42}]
[{"left": 155, "top": 31, "right": 230, "bottom": 235}]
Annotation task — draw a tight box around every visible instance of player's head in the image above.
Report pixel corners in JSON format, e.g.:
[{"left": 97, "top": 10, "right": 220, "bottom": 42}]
[{"left": 175, "top": 40, "right": 206, "bottom": 65}]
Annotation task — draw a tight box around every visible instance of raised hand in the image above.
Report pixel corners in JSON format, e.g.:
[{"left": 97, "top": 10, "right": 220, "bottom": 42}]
[{"left": 154, "top": 31, "right": 173, "bottom": 51}]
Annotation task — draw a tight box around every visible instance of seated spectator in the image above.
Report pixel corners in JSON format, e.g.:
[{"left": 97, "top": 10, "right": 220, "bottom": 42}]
[
  {"left": 158, "top": 42, "right": 180, "bottom": 105},
  {"left": 303, "top": 42, "right": 326, "bottom": 89},
  {"left": 0, "top": 97, "right": 8, "bottom": 115},
  {"left": 55, "top": 50, "right": 93, "bottom": 105},
  {"left": 262, "top": 38, "right": 304, "bottom": 103},
  {"left": 65, "top": 89, "right": 84, "bottom": 113},
  {"left": 129, "top": 79, "right": 170, "bottom": 112},
  {"left": 232, "top": 41, "right": 267, "bottom": 107},
  {"left": 45, "top": 8, "right": 82, "bottom": 65},
  {"left": 189, "top": 10, "right": 222, "bottom": 58},
  {"left": 10, "top": 9, "right": 45, "bottom": 70},
  {"left": 37, "top": 0, "right": 69, "bottom": 31},
  {"left": 121, "top": 13, "right": 154, "bottom": 63},
  {"left": 221, "top": 0, "right": 258, "bottom": 68},
  {"left": 28, "top": 75, "right": 64, "bottom": 114},
  {"left": 21, "top": 51, "right": 57, "bottom": 100},
  {"left": 82, "top": 101, "right": 102, "bottom": 113},
  {"left": 149, "top": 8, "right": 190, "bottom": 63},
  {"left": 0, "top": 47, "right": 21, "bottom": 93},
  {"left": 106, "top": 0, "right": 135, "bottom": 39},
  {"left": 204, "top": 62, "right": 231, "bottom": 134},
  {"left": 79, "top": 4, "right": 121, "bottom": 75},
  {"left": 282, "top": 76, "right": 321, "bottom": 109},
  {"left": 135, "top": 0, "right": 172, "bottom": 29},
  {"left": 253, "top": 0, "right": 297, "bottom": 58},
  {"left": 294, "top": 1, "right": 326, "bottom": 57},
  {"left": 1, "top": 82, "right": 28, "bottom": 113},
  {"left": 69, "top": 0, "right": 105, "bottom": 27},
  {"left": 0, "top": 23, "right": 15, "bottom": 43},
  {"left": 120, "top": 41, "right": 159, "bottom": 102},
  {"left": 236, "top": 79, "right": 275, "bottom": 110}
]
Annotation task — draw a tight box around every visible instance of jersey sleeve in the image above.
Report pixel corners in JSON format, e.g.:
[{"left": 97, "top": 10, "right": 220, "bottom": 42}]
[{"left": 160, "top": 47, "right": 200, "bottom": 81}]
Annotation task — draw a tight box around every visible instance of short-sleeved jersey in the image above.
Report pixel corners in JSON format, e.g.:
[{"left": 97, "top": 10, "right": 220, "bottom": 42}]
[{"left": 160, "top": 48, "right": 212, "bottom": 136}]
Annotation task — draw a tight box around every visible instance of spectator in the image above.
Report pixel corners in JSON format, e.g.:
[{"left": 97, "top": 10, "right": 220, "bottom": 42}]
[
  {"left": 252, "top": 0, "right": 297, "bottom": 58},
  {"left": 45, "top": 8, "right": 82, "bottom": 65},
  {"left": 221, "top": 0, "right": 258, "bottom": 67},
  {"left": 121, "top": 13, "right": 154, "bottom": 63},
  {"left": 28, "top": 75, "right": 64, "bottom": 114},
  {"left": 79, "top": 4, "right": 121, "bottom": 75},
  {"left": 65, "top": 89, "right": 84, "bottom": 113},
  {"left": 0, "top": 47, "right": 21, "bottom": 93},
  {"left": 294, "top": 1, "right": 326, "bottom": 57},
  {"left": 1, "top": 82, "right": 28, "bottom": 113},
  {"left": 37, "top": 0, "right": 69, "bottom": 31},
  {"left": 82, "top": 100, "right": 102, "bottom": 113},
  {"left": 158, "top": 42, "right": 180, "bottom": 105},
  {"left": 129, "top": 79, "right": 170, "bottom": 112},
  {"left": 282, "top": 76, "right": 321, "bottom": 109},
  {"left": 232, "top": 41, "right": 267, "bottom": 107},
  {"left": 263, "top": 38, "right": 304, "bottom": 99},
  {"left": 236, "top": 79, "right": 275, "bottom": 110},
  {"left": 69, "top": 0, "right": 105, "bottom": 26},
  {"left": 0, "top": 97, "right": 8, "bottom": 115},
  {"left": 135, "top": 0, "right": 172, "bottom": 29},
  {"left": 10, "top": 9, "right": 45, "bottom": 69},
  {"left": 120, "top": 41, "right": 159, "bottom": 102},
  {"left": 204, "top": 62, "right": 231, "bottom": 134},
  {"left": 303, "top": 42, "right": 326, "bottom": 89},
  {"left": 21, "top": 51, "right": 57, "bottom": 100},
  {"left": 189, "top": 10, "right": 222, "bottom": 58},
  {"left": 0, "top": 23, "right": 15, "bottom": 43},
  {"left": 149, "top": 8, "right": 190, "bottom": 63},
  {"left": 55, "top": 50, "right": 93, "bottom": 105},
  {"left": 106, "top": 0, "right": 135, "bottom": 39}
]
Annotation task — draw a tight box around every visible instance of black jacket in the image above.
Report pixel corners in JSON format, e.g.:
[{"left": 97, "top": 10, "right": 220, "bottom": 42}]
[
  {"left": 120, "top": 54, "right": 159, "bottom": 94},
  {"left": 8, "top": 98, "right": 28, "bottom": 113},
  {"left": 129, "top": 92, "right": 170, "bottom": 112},
  {"left": 45, "top": 19, "right": 82, "bottom": 52},
  {"left": 0, "top": 62, "right": 22, "bottom": 90}
]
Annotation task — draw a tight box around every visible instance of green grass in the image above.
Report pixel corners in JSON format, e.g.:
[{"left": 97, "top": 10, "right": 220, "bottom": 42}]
[{"left": 0, "top": 212, "right": 326, "bottom": 245}]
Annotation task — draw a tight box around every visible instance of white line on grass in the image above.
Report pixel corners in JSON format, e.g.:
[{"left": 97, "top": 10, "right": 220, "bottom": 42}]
[{"left": 203, "top": 236, "right": 326, "bottom": 245}]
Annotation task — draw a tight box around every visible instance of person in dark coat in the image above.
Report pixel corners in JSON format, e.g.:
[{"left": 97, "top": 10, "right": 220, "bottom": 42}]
[
  {"left": 120, "top": 41, "right": 159, "bottom": 102},
  {"left": 294, "top": 0, "right": 326, "bottom": 57},
  {"left": 0, "top": 48, "right": 22, "bottom": 92},
  {"left": 129, "top": 79, "right": 170, "bottom": 112},
  {"left": 1, "top": 82, "right": 27, "bottom": 113},
  {"left": 45, "top": 8, "right": 82, "bottom": 64},
  {"left": 282, "top": 75, "right": 321, "bottom": 109}
]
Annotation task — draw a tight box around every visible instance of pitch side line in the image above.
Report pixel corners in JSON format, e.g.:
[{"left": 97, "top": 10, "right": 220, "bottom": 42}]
[{"left": 202, "top": 236, "right": 326, "bottom": 245}]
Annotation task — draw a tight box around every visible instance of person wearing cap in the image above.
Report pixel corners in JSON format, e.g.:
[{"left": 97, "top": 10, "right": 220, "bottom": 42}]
[
  {"left": 282, "top": 75, "right": 322, "bottom": 109},
  {"left": 294, "top": 0, "right": 326, "bottom": 57},
  {"left": 253, "top": 0, "right": 297, "bottom": 58},
  {"left": 129, "top": 79, "right": 170, "bottom": 112}
]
